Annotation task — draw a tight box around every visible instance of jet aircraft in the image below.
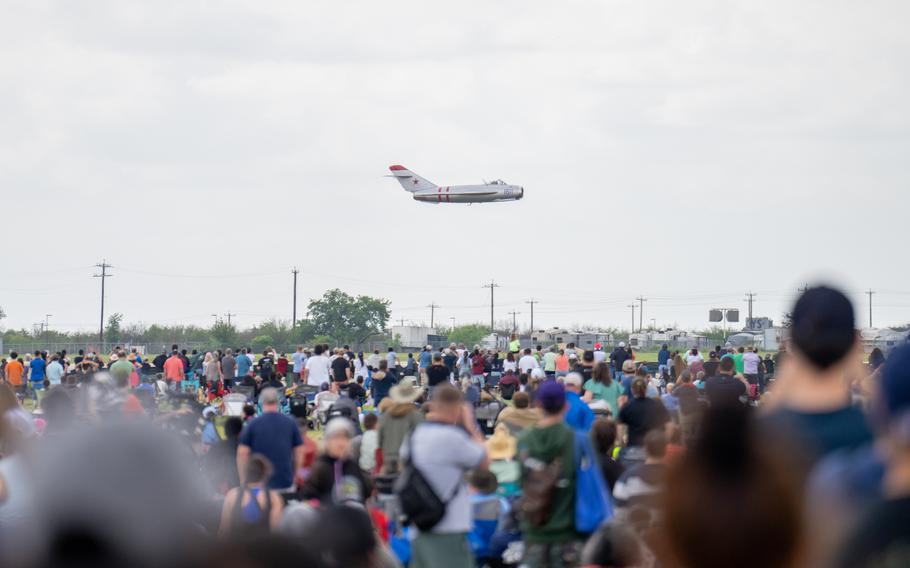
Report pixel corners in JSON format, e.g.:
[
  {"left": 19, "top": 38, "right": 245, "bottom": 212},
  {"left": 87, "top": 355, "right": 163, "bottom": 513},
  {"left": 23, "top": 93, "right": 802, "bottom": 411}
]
[{"left": 388, "top": 165, "right": 523, "bottom": 204}]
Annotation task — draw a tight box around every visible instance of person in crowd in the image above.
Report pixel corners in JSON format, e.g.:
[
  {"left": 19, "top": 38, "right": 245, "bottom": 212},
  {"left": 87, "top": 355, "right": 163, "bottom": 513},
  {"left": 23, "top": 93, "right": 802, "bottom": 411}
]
[
  {"left": 3, "top": 353, "right": 25, "bottom": 399},
  {"left": 291, "top": 345, "right": 307, "bottom": 384},
  {"left": 470, "top": 348, "right": 486, "bottom": 386},
  {"left": 555, "top": 349, "right": 571, "bottom": 379},
  {"left": 503, "top": 351, "right": 518, "bottom": 375},
  {"left": 743, "top": 346, "right": 762, "bottom": 391},
  {"left": 301, "top": 418, "right": 372, "bottom": 505},
  {"left": 702, "top": 350, "right": 720, "bottom": 379},
  {"left": 670, "top": 353, "right": 687, "bottom": 383},
  {"left": 426, "top": 352, "right": 451, "bottom": 392},
  {"left": 331, "top": 348, "right": 352, "bottom": 383},
  {"left": 580, "top": 522, "right": 645, "bottom": 568},
  {"left": 370, "top": 359, "right": 395, "bottom": 408},
  {"left": 498, "top": 369, "right": 521, "bottom": 401},
  {"left": 303, "top": 344, "right": 331, "bottom": 387},
  {"left": 662, "top": 405, "right": 803, "bottom": 568},
  {"left": 657, "top": 344, "right": 671, "bottom": 379},
  {"left": 592, "top": 417, "right": 625, "bottom": 491},
  {"left": 163, "top": 349, "right": 185, "bottom": 390},
  {"left": 467, "top": 468, "right": 511, "bottom": 567},
  {"left": 618, "top": 359, "right": 637, "bottom": 398},
  {"left": 221, "top": 348, "right": 236, "bottom": 389},
  {"left": 837, "top": 343, "right": 910, "bottom": 567},
  {"left": 584, "top": 361, "right": 625, "bottom": 416},
  {"left": 486, "top": 425, "right": 521, "bottom": 497},
  {"left": 518, "top": 348, "right": 539, "bottom": 374},
  {"left": 237, "top": 387, "right": 304, "bottom": 491},
  {"left": 236, "top": 347, "right": 253, "bottom": 379},
  {"left": 674, "top": 370, "right": 701, "bottom": 445},
  {"left": 612, "top": 429, "right": 669, "bottom": 533},
  {"left": 377, "top": 382, "right": 423, "bottom": 474},
  {"left": 610, "top": 342, "right": 631, "bottom": 380},
  {"left": 732, "top": 347, "right": 746, "bottom": 375},
  {"left": 519, "top": 380, "right": 580, "bottom": 567},
  {"left": 705, "top": 356, "right": 748, "bottom": 407},
  {"left": 358, "top": 412, "right": 379, "bottom": 473},
  {"left": 45, "top": 354, "right": 64, "bottom": 388},
  {"left": 762, "top": 286, "right": 873, "bottom": 465},
  {"left": 204, "top": 416, "right": 243, "bottom": 495},
  {"left": 618, "top": 378, "right": 671, "bottom": 468},
  {"left": 543, "top": 346, "right": 558, "bottom": 378},
  {"left": 418, "top": 345, "right": 434, "bottom": 385},
  {"left": 564, "top": 372, "right": 596, "bottom": 432},
  {"left": 496, "top": 391, "right": 540, "bottom": 435},
  {"left": 257, "top": 349, "right": 275, "bottom": 384},
  {"left": 276, "top": 352, "right": 289, "bottom": 379},
  {"left": 403, "top": 385, "right": 488, "bottom": 568},
  {"left": 218, "top": 453, "right": 284, "bottom": 537},
  {"left": 574, "top": 350, "right": 596, "bottom": 384},
  {"left": 109, "top": 350, "right": 134, "bottom": 388}
]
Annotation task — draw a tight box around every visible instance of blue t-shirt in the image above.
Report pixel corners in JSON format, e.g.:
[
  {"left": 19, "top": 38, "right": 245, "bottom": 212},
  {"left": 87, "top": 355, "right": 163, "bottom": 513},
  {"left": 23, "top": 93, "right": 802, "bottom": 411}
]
[
  {"left": 620, "top": 374, "right": 635, "bottom": 397},
  {"left": 29, "top": 358, "right": 47, "bottom": 381},
  {"left": 419, "top": 351, "right": 432, "bottom": 368},
  {"left": 236, "top": 354, "right": 252, "bottom": 377},
  {"left": 657, "top": 349, "right": 670, "bottom": 366},
  {"left": 239, "top": 412, "right": 303, "bottom": 489},
  {"left": 564, "top": 391, "right": 595, "bottom": 432}
]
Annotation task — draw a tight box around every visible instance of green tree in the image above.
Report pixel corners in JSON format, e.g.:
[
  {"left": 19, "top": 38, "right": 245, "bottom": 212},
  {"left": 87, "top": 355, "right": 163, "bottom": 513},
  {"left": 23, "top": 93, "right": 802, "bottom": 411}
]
[
  {"left": 447, "top": 324, "right": 489, "bottom": 347},
  {"left": 210, "top": 321, "right": 239, "bottom": 347},
  {"left": 106, "top": 313, "right": 124, "bottom": 345},
  {"left": 251, "top": 334, "right": 274, "bottom": 353},
  {"left": 307, "top": 289, "right": 390, "bottom": 345}
]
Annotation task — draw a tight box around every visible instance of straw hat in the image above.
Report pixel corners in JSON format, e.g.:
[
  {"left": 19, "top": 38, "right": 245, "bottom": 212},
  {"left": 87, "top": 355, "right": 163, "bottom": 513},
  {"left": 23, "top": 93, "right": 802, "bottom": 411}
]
[
  {"left": 389, "top": 382, "right": 424, "bottom": 404},
  {"left": 485, "top": 426, "right": 517, "bottom": 461}
]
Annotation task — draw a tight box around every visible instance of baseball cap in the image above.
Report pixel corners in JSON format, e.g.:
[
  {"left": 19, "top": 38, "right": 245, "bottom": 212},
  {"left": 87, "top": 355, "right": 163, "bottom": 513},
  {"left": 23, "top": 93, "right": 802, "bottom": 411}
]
[
  {"left": 564, "top": 372, "right": 583, "bottom": 387},
  {"left": 619, "top": 342, "right": 626, "bottom": 348},
  {"left": 536, "top": 380, "right": 566, "bottom": 414},
  {"left": 324, "top": 417, "right": 355, "bottom": 439},
  {"left": 791, "top": 286, "right": 855, "bottom": 370}
]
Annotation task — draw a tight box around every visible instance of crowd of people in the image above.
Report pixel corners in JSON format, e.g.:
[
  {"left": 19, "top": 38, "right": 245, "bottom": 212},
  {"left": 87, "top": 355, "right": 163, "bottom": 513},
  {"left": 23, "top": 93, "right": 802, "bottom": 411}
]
[{"left": 0, "top": 285, "right": 908, "bottom": 568}]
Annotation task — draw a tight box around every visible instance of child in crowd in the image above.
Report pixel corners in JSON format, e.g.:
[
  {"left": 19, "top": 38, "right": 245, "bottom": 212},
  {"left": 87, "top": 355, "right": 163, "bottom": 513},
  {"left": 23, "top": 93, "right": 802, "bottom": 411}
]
[
  {"left": 358, "top": 413, "right": 379, "bottom": 474},
  {"left": 467, "top": 469, "right": 512, "bottom": 567}
]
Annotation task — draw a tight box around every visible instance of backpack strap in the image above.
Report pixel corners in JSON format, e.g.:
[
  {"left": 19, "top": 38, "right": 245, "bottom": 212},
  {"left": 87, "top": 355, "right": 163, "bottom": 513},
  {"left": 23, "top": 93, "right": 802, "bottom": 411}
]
[{"left": 407, "top": 425, "right": 462, "bottom": 503}]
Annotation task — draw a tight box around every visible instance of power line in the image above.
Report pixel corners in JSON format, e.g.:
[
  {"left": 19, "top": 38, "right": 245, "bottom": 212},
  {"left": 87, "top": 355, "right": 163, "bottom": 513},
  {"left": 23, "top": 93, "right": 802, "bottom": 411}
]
[
  {"left": 526, "top": 299, "right": 539, "bottom": 333},
  {"left": 427, "top": 303, "right": 440, "bottom": 328},
  {"left": 627, "top": 304, "right": 636, "bottom": 332},
  {"left": 93, "top": 260, "right": 113, "bottom": 343},
  {"left": 482, "top": 280, "right": 500, "bottom": 332},
  {"left": 292, "top": 267, "right": 300, "bottom": 327},
  {"left": 224, "top": 312, "right": 236, "bottom": 326}
]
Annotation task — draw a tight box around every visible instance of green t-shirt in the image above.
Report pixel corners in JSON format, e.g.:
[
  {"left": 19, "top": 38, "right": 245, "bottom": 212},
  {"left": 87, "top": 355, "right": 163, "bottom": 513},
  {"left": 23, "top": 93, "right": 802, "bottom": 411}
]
[
  {"left": 109, "top": 359, "right": 135, "bottom": 384},
  {"left": 518, "top": 422, "right": 577, "bottom": 543},
  {"left": 584, "top": 379, "right": 623, "bottom": 414},
  {"left": 733, "top": 353, "right": 745, "bottom": 374},
  {"left": 543, "top": 352, "right": 557, "bottom": 372}
]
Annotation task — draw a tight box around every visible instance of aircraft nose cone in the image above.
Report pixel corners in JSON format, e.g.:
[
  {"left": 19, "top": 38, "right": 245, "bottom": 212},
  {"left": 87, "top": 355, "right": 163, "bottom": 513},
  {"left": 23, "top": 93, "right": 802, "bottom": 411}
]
[{"left": 519, "top": 187, "right": 524, "bottom": 199}]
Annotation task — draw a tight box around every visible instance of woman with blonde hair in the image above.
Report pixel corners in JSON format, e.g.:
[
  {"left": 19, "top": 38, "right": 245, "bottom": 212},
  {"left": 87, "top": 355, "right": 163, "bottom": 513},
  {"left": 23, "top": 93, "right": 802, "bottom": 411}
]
[{"left": 671, "top": 354, "right": 687, "bottom": 383}]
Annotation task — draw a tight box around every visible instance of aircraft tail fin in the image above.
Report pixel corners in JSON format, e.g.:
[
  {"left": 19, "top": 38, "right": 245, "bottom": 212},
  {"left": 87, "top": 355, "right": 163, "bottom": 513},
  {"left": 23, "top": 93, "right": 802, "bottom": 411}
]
[{"left": 388, "top": 165, "right": 436, "bottom": 192}]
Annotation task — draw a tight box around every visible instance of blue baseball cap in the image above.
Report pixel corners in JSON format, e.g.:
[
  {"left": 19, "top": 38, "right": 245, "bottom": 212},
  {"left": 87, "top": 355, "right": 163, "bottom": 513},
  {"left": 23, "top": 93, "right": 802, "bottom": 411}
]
[
  {"left": 536, "top": 380, "right": 566, "bottom": 414},
  {"left": 882, "top": 344, "right": 910, "bottom": 418}
]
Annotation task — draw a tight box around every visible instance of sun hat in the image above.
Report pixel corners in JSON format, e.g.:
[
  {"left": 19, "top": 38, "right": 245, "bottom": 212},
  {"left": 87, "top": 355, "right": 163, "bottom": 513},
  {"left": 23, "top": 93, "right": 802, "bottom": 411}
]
[
  {"left": 486, "top": 426, "right": 518, "bottom": 460},
  {"left": 565, "top": 372, "right": 583, "bottom": 388},
  {"left": 390, "top": 382, "right": 424, "bottom": 404},
  {"left": 622, "top": 360, "right": 636, "bottom": 373}
]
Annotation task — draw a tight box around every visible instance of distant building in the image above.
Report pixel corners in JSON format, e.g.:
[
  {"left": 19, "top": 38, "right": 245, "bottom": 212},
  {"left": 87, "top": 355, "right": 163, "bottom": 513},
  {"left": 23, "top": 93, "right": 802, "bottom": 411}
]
[
  {"left": 391, "top": 325, "right": 437, "bottom": 350},
  {"left": 860, "top": 328, "right": 910, "bottom": 353}
]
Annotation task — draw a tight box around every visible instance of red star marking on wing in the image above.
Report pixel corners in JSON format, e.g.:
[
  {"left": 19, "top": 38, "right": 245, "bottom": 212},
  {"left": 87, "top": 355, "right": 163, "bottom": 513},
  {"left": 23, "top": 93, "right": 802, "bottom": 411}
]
[{"left": 412, "top": 179, "right": 419, "bottom": 186}]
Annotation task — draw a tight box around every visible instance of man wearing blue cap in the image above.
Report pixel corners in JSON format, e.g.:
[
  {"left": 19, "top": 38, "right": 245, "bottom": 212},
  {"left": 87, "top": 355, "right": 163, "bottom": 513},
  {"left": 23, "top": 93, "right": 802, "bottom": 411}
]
[
  {"left": 838, "top": 343, "right": 910, "bottom": 567},
  {"left": 763, "top": 286, "right": 874, "bottom": 467},
  {"left": 518, "top": 380, "right": 581, "bottom": 567}
]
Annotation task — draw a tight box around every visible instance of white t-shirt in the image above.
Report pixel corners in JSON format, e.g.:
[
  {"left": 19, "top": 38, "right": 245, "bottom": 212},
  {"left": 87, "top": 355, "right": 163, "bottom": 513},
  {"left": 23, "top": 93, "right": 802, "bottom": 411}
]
[
  {"left": 502, "top": 360, "right": 517, "bottom": 373},
  {"left": 305, "top": 355, "right": 331, "bottom": 386},
  {"left": 743, "top": 352, "right": 761, "bottom": 374},
  {"left": 593, "top": 351, "right": 607, "bottom": 364},
  {"left": 518, "top": 355, "right": 539, "bottom": 373},
  {"left": 685, "top": 353, "right": 704, "bottom": 365}
]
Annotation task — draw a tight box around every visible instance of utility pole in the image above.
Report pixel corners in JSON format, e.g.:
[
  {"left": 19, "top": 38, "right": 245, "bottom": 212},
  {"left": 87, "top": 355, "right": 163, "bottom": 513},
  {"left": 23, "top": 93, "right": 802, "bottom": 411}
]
[
  {"left": 508, "top": 311, "right": 521, "bottom": 333},
  {"left": 44, "top": 314, "right": 52, "bottom": 343},
  {"left": 627, "top": 304, "right": 636, "bottom": 333},
  {"left": 525, "top": 299, "right": 538, "bottom": 333},
  {"left": 866, "top": 289, "right": 875, "bottom": 328},
  {"left": 397, "top": 318, "right": 407, "bottom": 327},
  {"left": 427, "top": 303, "right": 440, "bottom": 328},
  {"left": 224, "top": 312, "right": 236, "bottom": 326},
  {"left": 636, "top": 296, "right": 647, "bottom": 333},
  {"left": 483, "top": 280, "right": 500, "bottom": 332},
  {"left": 450, "top": 316, "right": 456, "bottom": 331},
  {"left": 93, "top": 260, "right": 113, "bottom": 343},
  {"left": 745, "top": 291, "right": 757, "bottom": 329},
  {"left": 211, "top": 314, "right": 220, "bottom": 326},
  {"left": 291, "top": 267, "right": 299, "bottom": 327}
]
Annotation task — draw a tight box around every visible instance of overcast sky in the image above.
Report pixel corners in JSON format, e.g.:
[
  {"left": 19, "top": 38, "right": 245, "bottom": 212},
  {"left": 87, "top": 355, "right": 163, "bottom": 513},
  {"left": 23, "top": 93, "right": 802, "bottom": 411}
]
[{"left": 2, "top": 0, "right": 909, "bottom": 334}]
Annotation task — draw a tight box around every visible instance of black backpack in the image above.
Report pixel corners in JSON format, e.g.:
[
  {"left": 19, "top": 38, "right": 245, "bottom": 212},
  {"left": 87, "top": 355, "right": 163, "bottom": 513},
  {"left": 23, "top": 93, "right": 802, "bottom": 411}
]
[{"left": 394, "top": 430, "right": 460, "bottom": 531}]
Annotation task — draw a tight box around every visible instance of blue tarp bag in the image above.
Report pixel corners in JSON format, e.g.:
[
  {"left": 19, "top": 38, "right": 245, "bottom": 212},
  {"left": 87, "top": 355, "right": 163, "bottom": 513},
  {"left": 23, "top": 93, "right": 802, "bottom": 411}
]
[{"left": 574, "top": 431, "right": 613, "bottom": 534}]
